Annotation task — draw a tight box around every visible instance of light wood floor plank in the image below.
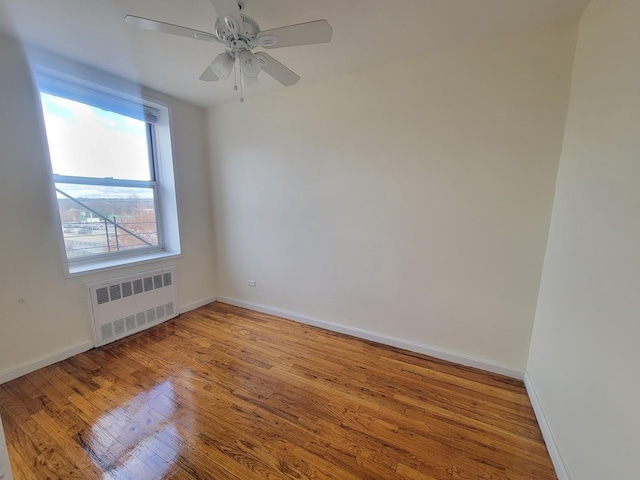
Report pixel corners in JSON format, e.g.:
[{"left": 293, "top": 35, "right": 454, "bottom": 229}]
[{"left": 0, "top": 302, "right": 556, "bottom": 479}]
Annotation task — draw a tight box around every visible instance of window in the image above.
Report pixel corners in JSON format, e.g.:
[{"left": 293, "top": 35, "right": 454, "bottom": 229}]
[{"left": 37, "top": 73, "right": 181, "bottom": 274}]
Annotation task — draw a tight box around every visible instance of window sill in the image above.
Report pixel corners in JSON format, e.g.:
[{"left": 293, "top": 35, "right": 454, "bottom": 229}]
[{"left": 65, "top": 251, "right": 182, "bottom": 278}]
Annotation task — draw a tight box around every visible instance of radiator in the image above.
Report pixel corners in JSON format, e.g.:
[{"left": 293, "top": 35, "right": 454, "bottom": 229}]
[{"left": 88, "top": 267, "right": 178, "bottom": 347}]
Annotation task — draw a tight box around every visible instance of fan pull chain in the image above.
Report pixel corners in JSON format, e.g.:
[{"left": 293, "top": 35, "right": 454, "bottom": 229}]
[
  {"left": 239, "top": 58, "right": 245, "bottom": 103},
  {"left": 234, "top": 56, "right": 239, "bottom": 92}
]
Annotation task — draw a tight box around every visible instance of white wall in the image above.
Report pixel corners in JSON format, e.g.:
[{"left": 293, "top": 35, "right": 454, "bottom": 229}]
[
  {"left": 527, "top": 0, "right": 640, "bottom": 478},
  {"left": 208, "top": 23, "right": 578, "bottom": 373},
  {"left": 0, "top": 35, "right": 216, "bottom": 378}
]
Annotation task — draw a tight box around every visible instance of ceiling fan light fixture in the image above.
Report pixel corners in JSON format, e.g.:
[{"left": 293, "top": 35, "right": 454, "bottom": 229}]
[
  {"left": 239, "top": 49, "right": 261, "bottom": 77},
  {"left": 241, "top": 72, "right": 259, "bottom": 88},
  {"left": 211, "top": 52, "right": 235, "bottom": 80}
]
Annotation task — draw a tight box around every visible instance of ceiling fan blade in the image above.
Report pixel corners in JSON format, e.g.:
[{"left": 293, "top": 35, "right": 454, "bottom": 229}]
[
  {"left": 255, "top": 53, "right": 300, "bottom": 86},
  {"left": 199, "top": 66, "right": 220, "bottom": 82},
  {"left": 125, "top": 15, "right": 222, "bottom": 43},
  {"left": 257, "top": 20, "right": 333, "bottom": 49},
  {"left": 210, "top": 0, "right": 243, "bottom": 33}
]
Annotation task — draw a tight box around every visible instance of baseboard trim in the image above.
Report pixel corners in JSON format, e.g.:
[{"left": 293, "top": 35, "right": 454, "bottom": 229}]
[
  {"left": 215, "top": 297, "right": 523, "bottom": 379},
  {"left": 0, "top": 340, "right": 94, "bottom": 386},
  {"left": 179, "top": 296, "right": 217, "bottom": 315},
  {"left": 524, "top": 372, "right": 571, "bottom": 480},
  {"left": 0, "top": 297, "right": 217, "bottom": 386}
]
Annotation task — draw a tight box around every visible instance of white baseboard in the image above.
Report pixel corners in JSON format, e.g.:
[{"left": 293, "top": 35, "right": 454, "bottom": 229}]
[
  {"left": 178, "top": 296, "right": 217, "bottom": 314},
  {"left": 215, "top": 297, "right": 523, "bottom": 379},
  {"left": 0, "top": 340, "right": 94, "bottom": 386},
  {"left": 524, "top": 372, "right": 571, "bottom": 480},
  {"left": 0, "top": 296, "right": 217, "bottom": 386}
]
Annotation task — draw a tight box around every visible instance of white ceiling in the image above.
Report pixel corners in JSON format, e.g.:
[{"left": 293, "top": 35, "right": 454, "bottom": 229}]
[{"left": 0, "top": 0, "right": 590, "bottom": 108}]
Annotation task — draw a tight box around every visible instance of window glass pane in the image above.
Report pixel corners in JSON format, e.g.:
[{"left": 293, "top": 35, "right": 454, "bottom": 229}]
[
  {"left": 40, "top": 93, "right": 152, "bottom": 181},
  {"left": 56, "top": 183, "right": 159, "bottom": 261}
]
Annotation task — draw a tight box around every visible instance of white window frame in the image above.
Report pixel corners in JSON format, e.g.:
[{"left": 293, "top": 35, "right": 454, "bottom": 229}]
[{"left": 34, "top": 66, "right": 182, "bottom": 276}]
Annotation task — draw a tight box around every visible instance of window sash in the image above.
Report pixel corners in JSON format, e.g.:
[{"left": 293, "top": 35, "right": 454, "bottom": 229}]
[
  {"left": 53, "top": 175, "right": 156, "bottom": 189},
  {"left": 45, "top": 107, "right": 164, "bottom": 263},
  {"left": 55, "top": 181, "right": 164, "bottom": 266},
  {"left": 50, "top": 120, "right": 164, "bottom": 263},
  {"left": 37, "top": 74, "right": 159, "bottom": 124},
  {"left": 67, "top": 244, "right": 166, "bottom": 267}
]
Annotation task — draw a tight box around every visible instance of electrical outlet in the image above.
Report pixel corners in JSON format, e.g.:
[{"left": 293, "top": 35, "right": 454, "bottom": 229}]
[{"left": 248, "top": 280, "right": 256, "bottom": 287}]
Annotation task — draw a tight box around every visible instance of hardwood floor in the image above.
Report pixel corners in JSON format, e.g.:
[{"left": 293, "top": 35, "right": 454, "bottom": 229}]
[{"left": 0, "top": 302, "right": 556, "bottom": 479}]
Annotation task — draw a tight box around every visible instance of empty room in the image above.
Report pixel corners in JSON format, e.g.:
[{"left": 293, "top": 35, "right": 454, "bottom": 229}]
[{"left": 0, "top": 0, "right": 637, "bottom": 479}]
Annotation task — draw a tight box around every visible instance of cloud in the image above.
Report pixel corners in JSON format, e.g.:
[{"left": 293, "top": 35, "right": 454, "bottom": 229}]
[{"left": 40, "top": 93, "right": 151, "bottom": 181}]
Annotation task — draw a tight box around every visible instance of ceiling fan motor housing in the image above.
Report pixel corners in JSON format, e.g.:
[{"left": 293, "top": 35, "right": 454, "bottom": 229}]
[{"left": 215, "top": 14, "right": 260, "bottom": 46}]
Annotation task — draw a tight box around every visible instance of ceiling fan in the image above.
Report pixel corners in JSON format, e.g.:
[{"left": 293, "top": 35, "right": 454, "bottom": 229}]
[{"left": 125, "top": 0, "right": 333, "bottom": 102}]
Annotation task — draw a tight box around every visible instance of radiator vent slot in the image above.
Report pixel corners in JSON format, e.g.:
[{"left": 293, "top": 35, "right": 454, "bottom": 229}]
[
  {"left": 101, "top": 323, "right": 113, "bottom": 340},
  {"left": 125, "top": 315, "right": 136, "bottom": 331},
  {"left": 109, "top": 284, "right": 121, "bottom": 302},
  {"left": 88, "top": 267, "right": 177, "bottom": 347},
  {"left": 122, "top": 282, "right": 133, "bottom": 298},
  {"left": 96, "top": 287, "right": 109, "bottom": 305}
]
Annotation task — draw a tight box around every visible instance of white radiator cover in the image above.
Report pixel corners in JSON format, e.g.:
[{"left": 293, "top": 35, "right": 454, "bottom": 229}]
[{"left": 87, "top": 267, "right": 178, "bottom": 347}]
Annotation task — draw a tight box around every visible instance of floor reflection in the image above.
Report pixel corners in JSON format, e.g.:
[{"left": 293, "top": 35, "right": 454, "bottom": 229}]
[{"left": 74, "top": 379, "right": 187, "bottom": 479}]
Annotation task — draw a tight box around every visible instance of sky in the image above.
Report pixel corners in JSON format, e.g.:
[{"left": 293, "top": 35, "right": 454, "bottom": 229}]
[{"left": 40, "top": 93, "right": 154, "bottom": 199}]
